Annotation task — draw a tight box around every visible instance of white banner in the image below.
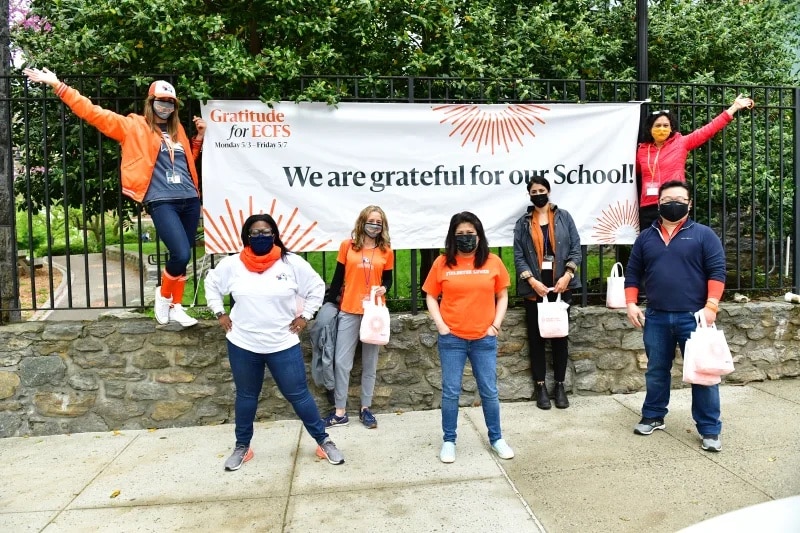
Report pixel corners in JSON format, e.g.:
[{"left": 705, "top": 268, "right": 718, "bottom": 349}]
[{"left": 200, "top": 101, "right": 642, "bottom": 253}]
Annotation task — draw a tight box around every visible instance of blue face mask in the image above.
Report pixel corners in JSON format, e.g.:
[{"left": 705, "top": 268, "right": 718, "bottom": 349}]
[{"left": 249, "top": 234, "right": 274, "bottom": 256}]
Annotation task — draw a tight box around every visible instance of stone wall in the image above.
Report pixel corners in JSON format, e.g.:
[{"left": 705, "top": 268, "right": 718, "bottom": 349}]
[{"left": 1, "top": 303, "right": 799, "bottom": 438}]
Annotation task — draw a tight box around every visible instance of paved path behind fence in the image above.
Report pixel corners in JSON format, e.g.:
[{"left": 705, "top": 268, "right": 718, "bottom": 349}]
[{"left": 35, "top": 253, "right": 145, "bottom": 321}]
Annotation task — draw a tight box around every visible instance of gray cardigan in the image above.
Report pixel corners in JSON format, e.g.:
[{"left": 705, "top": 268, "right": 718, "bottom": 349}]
[
  {"left": 513, "top": 204, "right": 582, "bottom": 298},
  {"left": 308, "top": 302, "right": 338, "bottom": 390}
]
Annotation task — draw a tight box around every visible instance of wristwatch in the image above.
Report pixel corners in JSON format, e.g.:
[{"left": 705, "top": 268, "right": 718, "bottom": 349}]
[
  {"left": 565, "top": 271, "right": 575, "bottom": 279},
  {"left": 215, "top": 311, "right": 226, "bottom": 319}
]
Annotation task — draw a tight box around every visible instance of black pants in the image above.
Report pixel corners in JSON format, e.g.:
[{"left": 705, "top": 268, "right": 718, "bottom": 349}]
[
  {"left": 523, "top": 291, "right": 571, "bottom": 383},
  {"left": 639, "top": 205, "right": 659, "bottom": 231}
]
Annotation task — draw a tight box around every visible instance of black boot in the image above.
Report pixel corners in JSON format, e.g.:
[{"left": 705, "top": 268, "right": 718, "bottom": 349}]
[
  {"left": 554, "top": 382, "right": 569, "bottom": 409},
  {"left": 534, "top": 382, "right": 551, "bottom": 410}
]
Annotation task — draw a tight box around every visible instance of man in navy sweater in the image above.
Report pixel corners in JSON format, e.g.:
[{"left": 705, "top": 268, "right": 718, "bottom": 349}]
[{"left": 624, "top": 180, "right": 726, "bottom": 452}]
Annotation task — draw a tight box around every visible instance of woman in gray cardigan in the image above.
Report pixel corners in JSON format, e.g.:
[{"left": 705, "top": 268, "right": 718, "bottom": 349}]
[{"left": 513, "top": 177, "right": 581, "bottom": 409}]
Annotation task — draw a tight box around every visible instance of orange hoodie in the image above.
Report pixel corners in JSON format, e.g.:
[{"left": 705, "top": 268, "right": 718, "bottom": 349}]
[{"left": 56, "top": 84, "right": 201, "bottom": 203}]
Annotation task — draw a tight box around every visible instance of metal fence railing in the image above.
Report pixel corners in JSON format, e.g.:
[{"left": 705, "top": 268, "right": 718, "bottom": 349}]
[{"left": 2, "top": 76, "right": 797, "bottom": 319}]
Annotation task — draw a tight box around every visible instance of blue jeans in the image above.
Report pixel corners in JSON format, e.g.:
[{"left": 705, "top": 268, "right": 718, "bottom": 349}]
[
  {"left": 642, "top": 308, "right": 721, "bottom": 435},
  {"left": 227, "top": 340, "right": 328, "bottom": 446},
  {"left": 147, "top": 197, "right": 201, "bottom": 277},
  {"left": 438, "top": 333, "right": 502, "bottom": 444}
]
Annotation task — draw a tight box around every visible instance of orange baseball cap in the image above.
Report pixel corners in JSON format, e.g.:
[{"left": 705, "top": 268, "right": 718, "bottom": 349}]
[{"left": 148, "top": 80, "right": 177, "bottom": 100}]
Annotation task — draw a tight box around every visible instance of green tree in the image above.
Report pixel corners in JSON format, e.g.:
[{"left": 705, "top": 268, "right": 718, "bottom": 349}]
[{"left": 8, "top": 0, "right": 799, "bottom": 245}]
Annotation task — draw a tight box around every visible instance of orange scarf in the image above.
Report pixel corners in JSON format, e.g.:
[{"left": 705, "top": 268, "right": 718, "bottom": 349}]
[
  {"left": 239, "top": 246, "right": 282, "bottom": 273},
  {"left": 529, "top": 208, "right": 557, "bottom": 269}
]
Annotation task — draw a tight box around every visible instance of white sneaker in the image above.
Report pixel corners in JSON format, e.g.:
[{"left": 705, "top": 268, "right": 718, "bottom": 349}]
[
  {"left": 169, "top": 304, "right": 198, "bottom": 327},
  {"left": 491, "top": 438, "right": 514, "bottom": 460},
  {"left": 154, "top": 286, "right": 172, "bottom": 324},
  {"left": 440, "top": 441, "right": 456, "bottom": 463}
]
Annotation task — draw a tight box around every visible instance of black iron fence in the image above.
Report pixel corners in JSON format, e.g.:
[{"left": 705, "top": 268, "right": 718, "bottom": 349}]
[{"left": 2, "top": 75, "right": 797, "bottom": 319}]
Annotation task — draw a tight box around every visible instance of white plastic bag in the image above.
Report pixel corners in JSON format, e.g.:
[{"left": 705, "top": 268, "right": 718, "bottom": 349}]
[
  {"left": 690, "top": 311, "right": 734, "bottom": 376},
  {"left": 682, "top": 311, "right": 728, "bottom": 385},
  {"left": 605, "top": 262, "right": 627, "bottom": 309},
  {"left": 360, "top": 286, "right": 391, "bottom": 345},
  {"left": 537, "top": 292, "right": 570, "bottom": 339}
]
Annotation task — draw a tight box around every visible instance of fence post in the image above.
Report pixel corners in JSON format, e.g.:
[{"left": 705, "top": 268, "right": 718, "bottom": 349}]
[
  {"left": 793, "top": 88, "right": 800, "bottom": 292},
  {"left": 0, "top": 30, "right": 22, "bottom": 323}
]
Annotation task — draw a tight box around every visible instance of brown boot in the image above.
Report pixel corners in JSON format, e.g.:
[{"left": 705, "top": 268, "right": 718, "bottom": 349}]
[
  {"left": 554, "top": 382, "right": 569, "bottom": 409},
  {"left": 534, "top": 382, "right": 551, "bottom": 410}
]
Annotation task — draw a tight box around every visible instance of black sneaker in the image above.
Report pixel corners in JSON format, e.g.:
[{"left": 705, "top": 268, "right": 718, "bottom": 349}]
[
  {"left": 633, "top": 417, "right": 665, "bottom": 435},
  {"left": 323, "top": 411, "right": 349, "bottom": 427},
  {"left": 359, "top": 408, "right": 377, "bottom": 429}
]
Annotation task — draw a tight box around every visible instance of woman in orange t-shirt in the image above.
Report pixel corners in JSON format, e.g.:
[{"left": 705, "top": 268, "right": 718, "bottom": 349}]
[
  {"left": 423, "top": 211, "right": 514, "bottom": 464},
  {"left": 323, "top": 206, "right": 394, "bottom": 429}
]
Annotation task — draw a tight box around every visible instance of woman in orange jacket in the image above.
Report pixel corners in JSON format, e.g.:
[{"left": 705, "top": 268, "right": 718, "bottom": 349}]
[{"left": 24, "top": 67, "right": 205, "bottom": 327}]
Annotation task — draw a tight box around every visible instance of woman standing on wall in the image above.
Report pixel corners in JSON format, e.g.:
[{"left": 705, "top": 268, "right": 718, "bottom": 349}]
[
  {"left": 423, "top": 211, "right": 513, "bottom": 464},
  {"left": 23, "top": 67, "right": 205, "bottom": 327},
  {"left": 323, "top": 206, "right": 394, "bottom": 429},
  {"left": 636, "top": 95, "right": 754, "bottom": 230}
]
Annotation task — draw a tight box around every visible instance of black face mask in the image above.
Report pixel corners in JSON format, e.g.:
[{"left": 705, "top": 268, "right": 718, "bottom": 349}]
[
  {"left": 530, "top": 193, "right": 549, "bottom": 208},
  {"left": 249, "top": 234, "right": 275, "bottom": 255},
  {"left": 455, "top": 234, "right": 478, "bottom": 253},
  {"left": 658, "top": 201, "right": 689, "bottom": 222}
]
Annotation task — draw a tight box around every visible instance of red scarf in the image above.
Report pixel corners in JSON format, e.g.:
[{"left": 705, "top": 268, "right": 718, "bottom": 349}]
[{"left": 239, "top": 246, "right": 281, "bottom": 273}]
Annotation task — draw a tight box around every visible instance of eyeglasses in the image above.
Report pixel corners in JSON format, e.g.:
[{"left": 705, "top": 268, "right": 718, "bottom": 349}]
[
  {"left": 659, "top": 196, "right": 689, "bottom": 204},
  {"left": 249, "top": 229, "right": 273, "bottom": 237},
  {"left": 651, "top": 109, "right": 670, "bottom": 115}
]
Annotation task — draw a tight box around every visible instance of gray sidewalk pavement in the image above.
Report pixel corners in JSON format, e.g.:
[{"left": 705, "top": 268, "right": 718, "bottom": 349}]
[{"left": 2, "top": 380, "right": 799, "bottom": 533}]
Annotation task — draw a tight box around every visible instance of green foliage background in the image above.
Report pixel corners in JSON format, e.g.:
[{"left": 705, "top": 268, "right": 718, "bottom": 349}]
[
  {"left": 12, "top": 0, "right": 799, "bottom": 100},
  {"left": 9, "top": 0, "right": 800, "bottom": 297}
]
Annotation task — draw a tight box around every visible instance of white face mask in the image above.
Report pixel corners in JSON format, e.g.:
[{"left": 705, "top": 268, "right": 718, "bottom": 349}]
[
  {"left": 153, "top": 101, "right": 175, "bottom": 120},
  {"left": 364, "top": 223, "right": 382, "bottom": 238}
]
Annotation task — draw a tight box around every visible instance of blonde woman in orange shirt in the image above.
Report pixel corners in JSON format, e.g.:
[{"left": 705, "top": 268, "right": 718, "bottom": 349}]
[
  {"left": 323, "top": 206, "right": 394, "bottom": 429},
  {"left": 423, "top": 211, "right": 514, "bottom": 464}
]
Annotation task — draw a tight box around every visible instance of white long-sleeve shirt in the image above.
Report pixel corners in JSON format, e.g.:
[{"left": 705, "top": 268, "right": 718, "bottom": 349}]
[{"left": 205, "top": 253, "right": 325, "bottom": 353}]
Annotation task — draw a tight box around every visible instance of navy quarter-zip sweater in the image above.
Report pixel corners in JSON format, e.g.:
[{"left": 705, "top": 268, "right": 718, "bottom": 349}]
[{"left": 624, "top": 218, "right": 726, "bottom": 312}]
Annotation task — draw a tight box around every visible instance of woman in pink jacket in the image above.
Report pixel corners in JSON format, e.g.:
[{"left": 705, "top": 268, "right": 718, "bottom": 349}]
[{"left": 636, "top": 95, "right": 754, "bottom": 230}]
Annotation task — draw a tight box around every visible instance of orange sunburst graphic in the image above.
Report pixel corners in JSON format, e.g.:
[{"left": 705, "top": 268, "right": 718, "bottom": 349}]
[
  {"left": 432, "top": 104, "right": 550, "bottom": 154},
  {"left": 591, "top": 200, "right": 640, "bottom": 244},
  {"left": 202, "top": 195, "right": 332, "bottom": 253}
]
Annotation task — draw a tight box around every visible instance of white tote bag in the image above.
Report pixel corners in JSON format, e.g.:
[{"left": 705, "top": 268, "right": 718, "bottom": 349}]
[
  {"left": 690, "top": 311, "right": 734, "bottom": 376},
  {"left": 606, "top": 262, "right": 627, "bottom": 309},
  {"left": 537, "top": 292, "right": 570, "bottom": 339},
  {"left": 360, "top": 286, "right": 391, "bottom": 345}
]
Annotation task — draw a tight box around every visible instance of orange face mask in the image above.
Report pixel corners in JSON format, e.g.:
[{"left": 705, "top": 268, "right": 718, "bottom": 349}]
[{"left": 651, "top": 127, "right": 671, "bottom": 143}]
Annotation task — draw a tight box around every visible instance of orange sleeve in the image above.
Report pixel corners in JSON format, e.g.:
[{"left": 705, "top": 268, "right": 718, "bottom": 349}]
[
  {"left": 707, "top": 280, "right": 724, "bottom": 300},
  {"left": 625, "top": 287, "right": 639, "bottom": 305}
]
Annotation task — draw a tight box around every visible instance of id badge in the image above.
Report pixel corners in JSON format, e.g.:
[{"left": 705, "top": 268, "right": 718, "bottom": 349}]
[
  {"left": 166, "top": 169, "right": 181, "bottom": 185},
  {"left": 542, "top": 255, "right": 554, "bottom": 271},
  {"left": 646, "top": 182, "right": 659, "bottom": 196},
  {"left": 361, "top": 294, "right": 371, "bottom": 309}
]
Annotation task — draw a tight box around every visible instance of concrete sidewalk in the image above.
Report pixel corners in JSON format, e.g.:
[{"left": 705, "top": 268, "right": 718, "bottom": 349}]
[{"left": 2, "top": 380, "right": 799, "bottom": 532}]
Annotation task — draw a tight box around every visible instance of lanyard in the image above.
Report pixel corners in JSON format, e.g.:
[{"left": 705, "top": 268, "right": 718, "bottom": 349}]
[
  {"left": 542, "top": 226, "right": 551, "bottom": 255},
  {"left": 361, "top": 246, "right": 377, "bottom": 289},
  {"left": 646, "top": 145, "right": 660, "bottom": 181},
  {"left": 160, "top": 127, "right": 176, "bottom": 168}
]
